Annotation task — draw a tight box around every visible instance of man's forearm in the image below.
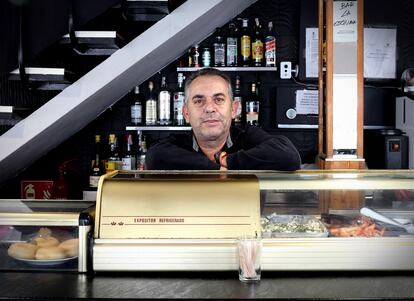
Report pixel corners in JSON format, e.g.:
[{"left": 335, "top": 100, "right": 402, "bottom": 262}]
[{"left": 146, "top": 141, "right": 220, "bottom": 170}]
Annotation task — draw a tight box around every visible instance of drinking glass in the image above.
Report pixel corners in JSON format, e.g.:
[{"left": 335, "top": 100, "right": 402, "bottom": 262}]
[{"left": 237, "top": 236, "right": 262, "bottom": 282}]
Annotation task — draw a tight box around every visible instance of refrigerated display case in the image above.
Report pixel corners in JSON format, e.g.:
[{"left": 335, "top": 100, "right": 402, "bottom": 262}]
[{"left": 93, "top": 170, "right": 414, "bottom": 272}]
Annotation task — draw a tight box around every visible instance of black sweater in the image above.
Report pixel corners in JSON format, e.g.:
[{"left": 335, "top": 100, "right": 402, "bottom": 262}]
[{"left": 145, "top": 126, "right": 301, "bottom": 171}]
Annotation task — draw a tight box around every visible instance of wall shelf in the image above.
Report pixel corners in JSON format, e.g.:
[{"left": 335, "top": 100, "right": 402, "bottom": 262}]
[
  {"left": 126, "top": 126, "right": 191, "bottom": 131},
  {"left": 176, "top": 67, "right": 277, "bottom": 72}
]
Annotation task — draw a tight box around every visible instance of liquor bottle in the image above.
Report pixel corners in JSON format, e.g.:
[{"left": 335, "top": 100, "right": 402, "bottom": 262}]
[
  {"left": 121, "top": 134, "right": 136, "bottom": 170},
  {"left": 213, "top": 27, "right": 225, "bottom": 67},
  {"left": 106, "top": 133, "right": 120, "bottom": 172},
  {"left": 226, "top": 22, "right": 238, "bottom": 67},
  {"left": 187, "top": 47, "right": 193, "bottom": 67},
  {"left": 138, "top": 135, "right": 147, "bottom": 170},
  {"left": 136, "top": 131, "right": 143, "bottom": 170},
  {"left": 233, "top": 75, "right": 243, "bottom": 126},
  {"left": 246, "top": 83, "right": 260, "bottom": 126},
  {"left": 130, "top": 85, "right": 143, "bottom": 125},
  {"left": 173, "top": 73, "right": 185, "bottom": 126},
  {"left": 89, "top": 134, "right": 104, "bottom": 189},
  {"left": 240, "top": 18, "right": 251, "bottom": 67},
  {"left": 265, "top": 21, "right": 276, "bottom": 67},
  {"left": 145, "top": 81, "right": 157, "bottom": 125},
  {"left": 252, "top": 18, "right": 264, "bottom": 67},
  {"left": 192, "top": 44, "right": 200, "bottom": 67},
  {"left": 158, "top": 76, "right": 171, "bottom": 125},
  {"left": 201, "top": 47, "right": 211, "bottom": 67}
]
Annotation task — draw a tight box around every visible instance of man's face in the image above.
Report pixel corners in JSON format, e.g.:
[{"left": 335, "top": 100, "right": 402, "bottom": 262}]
[{"left": 183, "top": 75, "right": 238, "bottom": 144}]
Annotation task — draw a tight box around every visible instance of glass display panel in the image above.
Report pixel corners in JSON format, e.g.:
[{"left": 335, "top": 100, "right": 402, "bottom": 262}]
[
  {"left": 0, "top": 200, "right": 94, "bottom": 213},
  {"left": 259, "top": 171, "right": 414, "bottom": 239},
  {"left": 0, "top": 225, "right": 79, "bottom": 271}
]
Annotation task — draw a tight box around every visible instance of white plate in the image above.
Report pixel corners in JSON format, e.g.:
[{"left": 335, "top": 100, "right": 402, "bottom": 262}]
[{"left": 12, "top": 256, "right": 77, "bottom": 266}]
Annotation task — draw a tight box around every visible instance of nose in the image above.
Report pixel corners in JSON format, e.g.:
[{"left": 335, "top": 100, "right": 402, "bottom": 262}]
[{"left": 203, "top": 97, "right": 216, "bottom": 113}]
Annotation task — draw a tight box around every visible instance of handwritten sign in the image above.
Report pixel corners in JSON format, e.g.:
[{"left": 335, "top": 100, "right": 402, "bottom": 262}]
[{"left": 333, "top": 1, "right": 357, "bottom": 43}]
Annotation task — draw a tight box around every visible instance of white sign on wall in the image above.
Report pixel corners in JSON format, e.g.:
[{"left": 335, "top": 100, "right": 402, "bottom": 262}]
[
  {"left": 364, "top": 27, "right": 397, "bottom": 79},
  {"left": 296, "top": 90, "right": 318, "bottom": 115},
  {"left": 305, "top": 28, "right": 319, "bottom": 78},
  {"left": 333, "top": 0, "right": 357, "bottom": 43}
]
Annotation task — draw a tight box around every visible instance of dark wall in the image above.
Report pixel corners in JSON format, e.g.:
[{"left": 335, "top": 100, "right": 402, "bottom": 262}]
[
  {"left": 0, "top": 0, "right": 120, "bottom": 76},
  {"left": 1, "top": 0, "right": 414, "bottom": 198}
]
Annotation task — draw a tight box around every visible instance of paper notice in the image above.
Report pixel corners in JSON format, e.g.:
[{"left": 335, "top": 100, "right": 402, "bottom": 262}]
[
  {"left": 296, "top": 90, "right": 318, "bottom": 115},
  {"left": 364, "top": 27, "right": 396, "bottom": 79},
  {"left": 305, "top": 28, "right": 319, "bottom": 78}
]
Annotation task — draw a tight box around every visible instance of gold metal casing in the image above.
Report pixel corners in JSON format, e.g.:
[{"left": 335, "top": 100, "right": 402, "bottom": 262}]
[{"left": 95, "top": 171, "right": 261, "bottom": 239}]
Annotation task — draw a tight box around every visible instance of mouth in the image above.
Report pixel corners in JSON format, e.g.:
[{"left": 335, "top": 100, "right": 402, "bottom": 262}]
[{"left": 202, "top": 119, "right": 221, "bottom": 126}]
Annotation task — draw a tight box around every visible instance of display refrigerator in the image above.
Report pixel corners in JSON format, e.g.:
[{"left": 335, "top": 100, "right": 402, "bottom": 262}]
[{"left": 92, "top": 170, "right": 414, "bottom": 272}]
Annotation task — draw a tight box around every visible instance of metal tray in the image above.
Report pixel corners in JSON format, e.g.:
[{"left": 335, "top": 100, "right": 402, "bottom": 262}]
[{"left": 261, "top": 214, "right": 329, "bottom": 238}]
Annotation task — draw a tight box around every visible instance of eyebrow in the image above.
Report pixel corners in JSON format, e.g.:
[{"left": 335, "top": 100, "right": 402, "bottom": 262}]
[
  {"left": 213, "top": 93, "right": 225, "bottom": 98},
  {"left": 192, "top": 94, "right": 204, "bottom": 100},
  {"left": 191, "top": 93, "right": 226, "bottom": 100}
]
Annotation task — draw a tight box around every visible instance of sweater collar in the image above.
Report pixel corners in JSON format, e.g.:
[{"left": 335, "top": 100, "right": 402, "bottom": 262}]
[{"left": 192, "top": 132, "right": 233, "bottom": 153}]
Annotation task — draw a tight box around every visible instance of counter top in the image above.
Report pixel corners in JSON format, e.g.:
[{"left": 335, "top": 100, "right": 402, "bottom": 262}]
[{"left": 1, "top": 271, "right": 414, "bottom": 300}]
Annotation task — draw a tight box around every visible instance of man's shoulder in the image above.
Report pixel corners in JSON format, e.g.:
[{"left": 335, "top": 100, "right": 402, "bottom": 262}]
[
  {"left": 230, "top": 125, "right": 268, "bottom": 138},
  {"left": 230, "top": 126, "right": 245, "bottom": 137}
]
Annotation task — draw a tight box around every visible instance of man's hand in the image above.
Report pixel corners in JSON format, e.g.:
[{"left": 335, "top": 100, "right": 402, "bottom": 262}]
[{"left": 219, "top": 152, "right": 228, "bottom": 170}]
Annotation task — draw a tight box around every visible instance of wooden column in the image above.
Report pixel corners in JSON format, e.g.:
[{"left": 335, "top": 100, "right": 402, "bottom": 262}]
[
  {"left": 318, "top": 0, "right": 365, "bottom": 168},
  {"left": 318, "top": 0, "right": 365, "bottom": 210}
]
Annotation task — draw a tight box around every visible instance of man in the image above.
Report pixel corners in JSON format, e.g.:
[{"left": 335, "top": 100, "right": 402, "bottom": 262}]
[{"left": 146, "top": 68, "right": 301, "bottom": 170}]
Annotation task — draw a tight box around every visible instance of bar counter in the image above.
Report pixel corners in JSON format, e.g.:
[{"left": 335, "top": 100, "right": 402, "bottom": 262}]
[{"left": 1, "top": 271, "right": 414, "bottom": 300}]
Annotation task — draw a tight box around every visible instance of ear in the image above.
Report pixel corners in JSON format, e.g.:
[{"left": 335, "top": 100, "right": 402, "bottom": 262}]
[
  {"left": 183, "top": 103, "right": 190, "bottom": 123},
  {"left": 231, "top": 100, "right": 239, "bottom": 119}
]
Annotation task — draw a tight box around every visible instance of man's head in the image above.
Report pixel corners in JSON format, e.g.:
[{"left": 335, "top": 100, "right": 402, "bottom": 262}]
[{"left": 183, "top": 68, "right": 238, "bottom": 146}]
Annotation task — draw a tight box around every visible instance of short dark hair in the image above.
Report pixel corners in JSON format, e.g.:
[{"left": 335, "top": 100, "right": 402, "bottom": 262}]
[{"left": 184, "top": 68, "right": 233, "bottom": 103}]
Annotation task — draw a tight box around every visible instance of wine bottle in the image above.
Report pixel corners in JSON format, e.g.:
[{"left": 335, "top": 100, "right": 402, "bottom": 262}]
[
  {"left": 173, "top": 73, "right": 185, "bottom": 126},
  {"left": 226, "top": 22, "right": 238, "bottom": 67},
  {"left": 130, "top": 85, "right": 143, "bottom": 125},
  {"left": 233, "top": 75, "right": 243, "bottom": 126},
  {"left": 106, "top": 133, "right": 120, "bottom": 172},
  {"left": 89, "top": 134, "right": 104, "bottom": 189},
  {"left": 240, "top": 18, "right": 251, "bottom": 67},
  {"left": 265, "top": 21, "right": 276, "bottom": 67},
  {"left": 158, "top": 76, "right": 172, "bottom": 125},
  {"left": 246, "top": 83, "right": 260, "bottom": 126},
  {"left": 252, "top": 18, "right": 264, "bottom": 67},
  {"left": 138, "top": 135, "right": 147, "bottom": 170},
  {"left": 145, "top": 81, "right": 157, "bottom": 125},
  {"left": 121, "top": 134, "right": 136, "bottom": 170},
  {"left": 213, "top": 28, "right": 225, "bottom": 67}
]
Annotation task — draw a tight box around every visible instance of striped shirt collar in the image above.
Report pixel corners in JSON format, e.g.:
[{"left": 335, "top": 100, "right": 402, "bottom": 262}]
[{"left": 192, "top": 133, "right": 233, "bottom": 152}]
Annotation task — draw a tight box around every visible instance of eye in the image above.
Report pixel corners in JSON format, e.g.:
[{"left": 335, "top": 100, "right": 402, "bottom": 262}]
[
  {"left": 192, "top": 98, "right": 205, "bottom": 106},
  {"left": 214, "top": 97, "right": 225, "bottom": 105}
]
